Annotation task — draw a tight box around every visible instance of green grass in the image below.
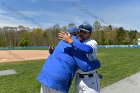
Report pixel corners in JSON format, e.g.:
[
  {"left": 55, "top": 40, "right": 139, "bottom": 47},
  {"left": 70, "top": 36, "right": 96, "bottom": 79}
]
[
  {"left": 0, "top": 60, "right": 44, "bottom": 93},
  {"left": 98, "top": 48, "right": 140, "bottom": 88},
  {"left": 0, "top": 48, "right": 140, "bottom": 93}
]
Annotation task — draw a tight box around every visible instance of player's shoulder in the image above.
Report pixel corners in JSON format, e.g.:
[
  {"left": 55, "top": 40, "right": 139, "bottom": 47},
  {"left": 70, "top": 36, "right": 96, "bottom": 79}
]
[{"left": 87, "top": 39, "right": 98, "bottom": 44}]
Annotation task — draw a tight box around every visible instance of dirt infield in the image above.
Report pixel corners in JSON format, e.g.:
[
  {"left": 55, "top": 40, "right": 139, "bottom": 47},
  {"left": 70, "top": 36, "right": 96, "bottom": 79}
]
[{"left": 0, "top": 50, "right": 50, "bottom": 63}]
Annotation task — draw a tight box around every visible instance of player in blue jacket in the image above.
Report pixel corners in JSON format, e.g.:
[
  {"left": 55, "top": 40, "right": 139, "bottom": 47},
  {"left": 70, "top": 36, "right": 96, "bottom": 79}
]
[{"left": 37, "top": 26, "right": 100, "bottom": 93}]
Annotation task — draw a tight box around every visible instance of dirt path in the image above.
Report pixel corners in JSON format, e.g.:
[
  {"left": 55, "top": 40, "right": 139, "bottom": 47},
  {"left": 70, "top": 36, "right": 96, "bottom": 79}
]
[{"left": 0, "top": 50, "right": 50, "bottom": 63}]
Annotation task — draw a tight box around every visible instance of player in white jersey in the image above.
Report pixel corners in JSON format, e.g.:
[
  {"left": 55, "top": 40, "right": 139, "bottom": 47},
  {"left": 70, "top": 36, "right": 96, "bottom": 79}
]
[
  {"left": 73, "top": 22, "right": 100, "bottom": 93},
  {"left": 59, "top": 22, "right": 100, "bottom": 93}
]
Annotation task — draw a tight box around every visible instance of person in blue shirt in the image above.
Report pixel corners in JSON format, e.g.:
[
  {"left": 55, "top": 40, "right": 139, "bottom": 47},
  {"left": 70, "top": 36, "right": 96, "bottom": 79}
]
[{"left": 37, "top": 26, "right": 100, "bottom": 93}]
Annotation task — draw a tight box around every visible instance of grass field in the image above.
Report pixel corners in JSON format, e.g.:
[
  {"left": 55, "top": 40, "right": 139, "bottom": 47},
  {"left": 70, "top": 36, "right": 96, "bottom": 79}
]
[{"left": 0, "top": 48, "right": 140, "bottom": 93}]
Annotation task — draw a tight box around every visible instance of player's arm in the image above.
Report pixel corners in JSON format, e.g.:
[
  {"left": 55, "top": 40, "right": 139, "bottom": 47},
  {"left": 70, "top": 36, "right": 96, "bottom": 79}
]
[
  {"left": 58, "top": 32, "right": 94, "bottom": 54},
  {"left": 59, "top": 33, "right": 100, "bottom": 71},
  {"left": 72, "top": 49, "right": 101, "bottom": 72},
  {"left": 71, "top": 40, "right": 93, "bottom": 54}
]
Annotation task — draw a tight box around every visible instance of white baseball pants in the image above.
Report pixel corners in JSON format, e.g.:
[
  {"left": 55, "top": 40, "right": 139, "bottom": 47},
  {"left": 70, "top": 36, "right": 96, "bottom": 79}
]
[
  {"left": 40, "top": 84, "right": 64, "bottom": 93},
  {"left": 74, "top": 72, "right": 100, "bottom": 93}
]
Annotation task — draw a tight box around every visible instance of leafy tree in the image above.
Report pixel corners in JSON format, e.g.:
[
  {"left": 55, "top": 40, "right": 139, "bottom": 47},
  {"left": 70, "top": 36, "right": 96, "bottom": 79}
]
[
  {"left": 0, "top": 21, "right": 139, "bottom": 47},
  {"left": 19, "top": 37, "right": 29, "bottom": 46},
  {"left": 116, "top": 27, "right": 126, "bottom": 44},
  {"left": 93, "top": 21, "right": 101, "bottom": 32},
  {"left": 31, "top": 28, "right": 43, "bottom": 46},
  {"left": 122, "top": 31, "right": 130, "bottom": 44}
]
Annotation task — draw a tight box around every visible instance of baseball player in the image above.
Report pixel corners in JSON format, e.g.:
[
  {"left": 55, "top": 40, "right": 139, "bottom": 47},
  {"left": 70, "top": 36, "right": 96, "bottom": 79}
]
[
  {"left": 59, "top": 22, "right": 100, "bottom": 93},
  {"left": 37, "top": 26, "right": 100, "bottom": 93}
]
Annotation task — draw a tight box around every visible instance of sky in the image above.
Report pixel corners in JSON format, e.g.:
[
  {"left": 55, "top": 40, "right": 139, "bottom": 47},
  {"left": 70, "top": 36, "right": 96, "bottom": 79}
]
[{"left": 0, "top": 0, "right": 140, "bottom": 31}]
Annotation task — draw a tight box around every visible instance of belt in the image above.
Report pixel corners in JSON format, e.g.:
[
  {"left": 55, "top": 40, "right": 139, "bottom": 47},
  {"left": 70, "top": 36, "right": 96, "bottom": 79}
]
[{"left": 77, "top": 73, "right": 94, "bottom": 78}]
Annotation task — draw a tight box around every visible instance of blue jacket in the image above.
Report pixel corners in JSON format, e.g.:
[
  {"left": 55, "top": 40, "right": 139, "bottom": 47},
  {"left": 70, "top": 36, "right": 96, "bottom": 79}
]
[{"left": 37, "top": 36, "right": 100, "bottom": 93}]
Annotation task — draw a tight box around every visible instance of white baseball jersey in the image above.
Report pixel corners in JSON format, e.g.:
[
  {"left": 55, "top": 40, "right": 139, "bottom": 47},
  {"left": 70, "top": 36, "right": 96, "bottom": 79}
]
[
  {"left": 75, "top": 38, "right": 100, "bottom": 93},
  {"left": 76, "top": 38, "right": 98, "bottom": 74}
]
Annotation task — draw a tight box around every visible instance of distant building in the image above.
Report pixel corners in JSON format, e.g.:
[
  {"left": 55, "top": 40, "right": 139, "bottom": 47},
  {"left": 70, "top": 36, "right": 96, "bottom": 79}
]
[{"left": 138, "top": 38, "right": 140, "bottom": 45}]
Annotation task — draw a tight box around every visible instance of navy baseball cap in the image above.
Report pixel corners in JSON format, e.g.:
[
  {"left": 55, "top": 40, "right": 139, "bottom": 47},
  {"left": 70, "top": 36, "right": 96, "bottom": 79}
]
[
  {"left": 66, "top": 26, "right": 78, "bottom": 34},
  {"left": 79, "top": 22, "right": 92, "bottom": 32}
]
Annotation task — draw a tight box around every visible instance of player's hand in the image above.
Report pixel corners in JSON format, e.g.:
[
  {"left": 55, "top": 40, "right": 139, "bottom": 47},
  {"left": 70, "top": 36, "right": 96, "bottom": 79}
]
[
  {"left": 48, "top": 46, "right": 54, "bottom": 54},
  {"left": 58, "top": 31, "right": 73, "bottom": 44}
]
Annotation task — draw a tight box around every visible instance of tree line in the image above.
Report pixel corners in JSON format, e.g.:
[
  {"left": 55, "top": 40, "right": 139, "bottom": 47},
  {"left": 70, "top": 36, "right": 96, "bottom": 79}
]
[{"left": 0, "top": 21, "right": 140, "bottom": 47}]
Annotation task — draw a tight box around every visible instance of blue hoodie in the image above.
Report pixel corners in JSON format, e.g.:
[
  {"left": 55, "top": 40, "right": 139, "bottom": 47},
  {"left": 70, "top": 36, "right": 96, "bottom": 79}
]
[{"left": 37, "top": 36, "right": 100, "bottom": 93}]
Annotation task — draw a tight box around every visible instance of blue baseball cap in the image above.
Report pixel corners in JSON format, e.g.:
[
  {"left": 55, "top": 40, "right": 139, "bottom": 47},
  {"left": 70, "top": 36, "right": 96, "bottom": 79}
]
[
  {"left": 79, "top": 22, "right": 92, "bottom": 32},
  {"left": 66, "top": 26, "right": 79, "bottom": 34}
]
